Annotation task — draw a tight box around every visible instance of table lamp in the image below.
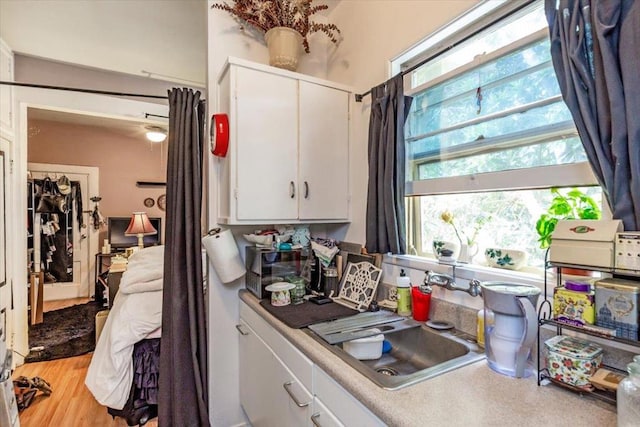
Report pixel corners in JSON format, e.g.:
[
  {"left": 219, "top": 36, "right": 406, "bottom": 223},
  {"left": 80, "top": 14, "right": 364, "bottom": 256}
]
[{"left": 124, "top": 212, "right": 157, "bottom": 249}]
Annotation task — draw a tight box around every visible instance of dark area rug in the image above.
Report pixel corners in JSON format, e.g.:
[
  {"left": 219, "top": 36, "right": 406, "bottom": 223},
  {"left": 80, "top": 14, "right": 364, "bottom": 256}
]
[{"left": 25, "top": 301, "right": 104, "bottom": 363}]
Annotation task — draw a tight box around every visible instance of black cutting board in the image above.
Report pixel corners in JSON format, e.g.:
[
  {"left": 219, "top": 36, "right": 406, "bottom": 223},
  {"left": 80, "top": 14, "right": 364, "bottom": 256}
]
[{"left": 259, "top": 299, "right": 358, "bottom": 329}]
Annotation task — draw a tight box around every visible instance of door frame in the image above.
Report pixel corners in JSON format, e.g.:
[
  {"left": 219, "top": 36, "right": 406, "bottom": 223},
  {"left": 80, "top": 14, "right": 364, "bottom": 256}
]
[
  {"left": 28, "top": 162, "right": 99, "bottom": 301},
  {"left": 9, "top": 86, "right": 168, "bottom": 364}
]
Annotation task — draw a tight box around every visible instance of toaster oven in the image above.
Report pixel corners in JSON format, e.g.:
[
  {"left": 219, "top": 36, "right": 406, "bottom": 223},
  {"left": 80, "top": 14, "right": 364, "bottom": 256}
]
[{"left": 245, "top": 246, "right": 308, "bottom": 299}]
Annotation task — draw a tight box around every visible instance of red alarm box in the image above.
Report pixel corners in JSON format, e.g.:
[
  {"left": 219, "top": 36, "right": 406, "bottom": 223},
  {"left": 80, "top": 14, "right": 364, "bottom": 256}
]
[{"left": 210, "top": 113, "right": 229, "bottom": 157}]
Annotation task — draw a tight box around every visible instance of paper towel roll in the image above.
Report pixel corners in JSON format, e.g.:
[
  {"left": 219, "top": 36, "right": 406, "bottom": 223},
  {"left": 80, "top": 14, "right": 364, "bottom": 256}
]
[{"left": 202, "top": 229, "right": 246, "bottom": 283}]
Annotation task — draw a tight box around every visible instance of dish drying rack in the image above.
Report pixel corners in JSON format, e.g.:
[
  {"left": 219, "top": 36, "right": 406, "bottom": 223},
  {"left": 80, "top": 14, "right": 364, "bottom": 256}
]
[{"left": 332, "top": 262, "right": 382, "bottom": 312}]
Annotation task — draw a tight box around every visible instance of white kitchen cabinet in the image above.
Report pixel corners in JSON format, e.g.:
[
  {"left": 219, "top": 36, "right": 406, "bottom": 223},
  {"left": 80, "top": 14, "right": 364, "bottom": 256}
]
[
  {"left": 0, "top": 39, "right": 14, "bottom": 138},
  {"left": 298, "top": 81, "right": 349, "bottom": 221},
  {"left": 311, "top": 397, "right": 344, "bottom": 427},
  {"left": 216, "top": 57, "right": 351, "bottom": 225},
  {"left": 313, "top": 365, "right": 385, "bottom": 427},
  {"left": 239, "top": 300, "right": 385, "bottom": 427},
  {"left": 237, "top": 320, "right": 313, "bottom": 427}
]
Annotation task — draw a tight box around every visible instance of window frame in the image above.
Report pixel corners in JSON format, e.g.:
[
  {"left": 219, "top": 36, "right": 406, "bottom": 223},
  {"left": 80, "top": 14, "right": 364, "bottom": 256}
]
[{"left": 393, "top": 0, "right": 601, "bottom": 262}]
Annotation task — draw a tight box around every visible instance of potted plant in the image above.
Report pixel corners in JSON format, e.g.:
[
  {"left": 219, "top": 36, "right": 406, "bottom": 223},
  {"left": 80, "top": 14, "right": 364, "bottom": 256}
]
[
  {"left": 535, "top": 187, "right": 602, "bottom": 250},
  {"left": 211, "top": 0, "right": 341, "bottom": 71}
]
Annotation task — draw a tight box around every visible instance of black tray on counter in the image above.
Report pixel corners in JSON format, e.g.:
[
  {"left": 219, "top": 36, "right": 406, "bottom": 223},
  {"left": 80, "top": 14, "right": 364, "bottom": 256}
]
[{"left": 259, "top": 298, "right": 358, "bottom": 329}]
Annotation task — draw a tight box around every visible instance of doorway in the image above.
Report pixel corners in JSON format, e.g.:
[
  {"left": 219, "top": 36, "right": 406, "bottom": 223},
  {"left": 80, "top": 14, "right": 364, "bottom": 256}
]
[
  {"left": 27, "top": 163, "right": 99, "bottom": 301},
  {"left": 9, "top": 85, "right": 169, "bottom": 363}
]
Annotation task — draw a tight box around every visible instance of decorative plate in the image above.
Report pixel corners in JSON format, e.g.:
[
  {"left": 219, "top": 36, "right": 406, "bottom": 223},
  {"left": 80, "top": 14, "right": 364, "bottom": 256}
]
[
  {"left": 143, "top": 197, "right": 155, "bottom": 208},
  {"left": 265, "top": 282, "right": 296, "bottom": 292},
  {"left": 157, "top": 194, "right": 166, "bottom": 211}
]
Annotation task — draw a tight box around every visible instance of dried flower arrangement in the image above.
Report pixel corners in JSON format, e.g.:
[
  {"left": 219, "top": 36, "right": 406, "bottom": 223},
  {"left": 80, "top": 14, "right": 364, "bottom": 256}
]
[{"left": 211, "top": 0, "right": 341, "bottom": 53}]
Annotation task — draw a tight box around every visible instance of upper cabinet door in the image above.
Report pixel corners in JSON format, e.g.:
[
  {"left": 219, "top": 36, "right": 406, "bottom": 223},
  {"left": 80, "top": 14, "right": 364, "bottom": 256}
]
[
  {"left": 235, "top": 67, "right": 299, "bottom": 221},
  {"left": 298, "top": 82, "right": 349, "bottom": 220},
  {"left": 0, "top": 41, "right": 14, "bottom": 138}
]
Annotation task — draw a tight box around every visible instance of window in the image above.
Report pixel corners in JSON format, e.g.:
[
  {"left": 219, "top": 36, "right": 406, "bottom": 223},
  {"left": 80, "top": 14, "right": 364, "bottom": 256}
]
[{"left": 399, "top": 1, "right": 601, "bottom": 269}]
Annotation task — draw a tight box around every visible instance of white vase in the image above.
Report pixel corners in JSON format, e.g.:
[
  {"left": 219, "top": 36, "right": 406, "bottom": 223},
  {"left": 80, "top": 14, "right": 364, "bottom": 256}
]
[
  {"left": 264, "top": 27, "right": 303, "bottom": 71},
  {"left": 458, "top": 243, "right": 478, "bottom": 264}
]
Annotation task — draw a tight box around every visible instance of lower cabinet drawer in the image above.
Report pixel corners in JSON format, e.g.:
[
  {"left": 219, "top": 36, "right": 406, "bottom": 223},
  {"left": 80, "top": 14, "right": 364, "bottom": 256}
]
[
  {"left": 312, "top": 397, "right": 344, "bottom": 427},
  {"left": 240, "top": 300, "right": 313, "bottom": 391},
  {"left": 313, "top": 367, "right": 385, "bottom": 427}
]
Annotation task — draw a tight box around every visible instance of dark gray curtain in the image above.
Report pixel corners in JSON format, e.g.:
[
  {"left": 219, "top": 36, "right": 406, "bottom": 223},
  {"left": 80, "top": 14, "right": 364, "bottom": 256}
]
[
  {"left": 546, "top": 0, "right": 640, "bottom": 230},
  {"left": 159, "top": 88, "right": 209, "bottom": 426},
  {"left": 365, "top": 74, "right": 413, "bottom": 254}
]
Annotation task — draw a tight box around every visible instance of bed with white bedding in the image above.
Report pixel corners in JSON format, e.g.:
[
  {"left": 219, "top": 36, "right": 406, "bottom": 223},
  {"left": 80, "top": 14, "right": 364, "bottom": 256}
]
[{"left": 85, "top": 245, "right": 164, "bottom": 411}]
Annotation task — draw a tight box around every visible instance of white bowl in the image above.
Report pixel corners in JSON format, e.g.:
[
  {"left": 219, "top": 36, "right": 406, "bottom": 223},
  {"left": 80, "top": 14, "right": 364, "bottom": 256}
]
[
  {"left": 432, "top": 240, "right": 460, "bottom": 261},
  {"left": 243, "top": 234, "right": 274, "bottom": 247},
  {"left": 484, "top": 248, "right": 527, "bottom": 270}
]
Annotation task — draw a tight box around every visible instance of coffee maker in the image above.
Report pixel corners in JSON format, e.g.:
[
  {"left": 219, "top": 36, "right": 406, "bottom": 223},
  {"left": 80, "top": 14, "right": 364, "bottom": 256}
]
[
  {"left": 307, "top": 254, "right": 339, "bottom": 297},
  {"left": 481, "top": 282, "right": 541, "bottom": 378}
]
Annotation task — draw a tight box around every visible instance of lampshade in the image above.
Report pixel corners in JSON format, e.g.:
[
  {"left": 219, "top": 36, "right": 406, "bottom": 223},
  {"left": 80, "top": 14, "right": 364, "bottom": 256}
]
[
  {"left": 125, "top": 212, "right": 157, "bottom": 248},
  {"left": 145, "top": 126, "right": 167, "bottom": 143}
]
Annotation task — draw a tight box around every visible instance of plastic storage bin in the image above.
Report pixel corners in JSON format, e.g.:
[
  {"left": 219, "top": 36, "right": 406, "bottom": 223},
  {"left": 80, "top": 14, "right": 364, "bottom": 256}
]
[{"left": 343, "top": 329, "right": 384, "bottom": 360}]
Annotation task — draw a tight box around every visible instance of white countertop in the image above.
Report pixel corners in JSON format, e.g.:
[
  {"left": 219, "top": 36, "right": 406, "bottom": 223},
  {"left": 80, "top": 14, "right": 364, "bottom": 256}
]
[{"left": 240, "top": 291, "right": 617, "bottom": 426}]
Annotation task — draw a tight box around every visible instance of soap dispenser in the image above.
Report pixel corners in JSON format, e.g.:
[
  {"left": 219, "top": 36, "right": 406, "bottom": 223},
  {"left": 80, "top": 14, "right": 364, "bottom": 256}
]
[{"left": 396, "top": 269, "right": 411, "bottom": 316}]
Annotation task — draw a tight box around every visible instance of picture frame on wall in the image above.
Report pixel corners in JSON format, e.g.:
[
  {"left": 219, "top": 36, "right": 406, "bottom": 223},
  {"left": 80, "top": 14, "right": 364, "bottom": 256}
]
[
  {"left": 157, "top": 194, "right": 166, "bottom": 212},
  {"left": 0, "top": 150, "right": 6, "bottom": 288}
]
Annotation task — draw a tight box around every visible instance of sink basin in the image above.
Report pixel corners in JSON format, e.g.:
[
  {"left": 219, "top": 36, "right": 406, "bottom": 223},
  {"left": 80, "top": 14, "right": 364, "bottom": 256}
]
[{"left": 306, "top": 318, "right": 485, "bottom": 390}]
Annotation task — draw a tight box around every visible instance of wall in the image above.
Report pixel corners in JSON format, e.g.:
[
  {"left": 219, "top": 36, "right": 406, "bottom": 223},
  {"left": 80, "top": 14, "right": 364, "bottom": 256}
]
[
  {"left": 15, "top": 54, "right": 204, "bottom": 105},
  {"left": 27, "top": 118, "right": 167, "bottom": 245},
  {"left": 206, "top": 3, "right": 334, "bottom": 425},
  {"left": 325, "top": 0, "right": 480, "bottom": 245},
  {"left": 323, "top": 0, "right": 485, "bottom": 312},
  {"left": 205, "top": 1, "right": 479, "bottom": 426}
]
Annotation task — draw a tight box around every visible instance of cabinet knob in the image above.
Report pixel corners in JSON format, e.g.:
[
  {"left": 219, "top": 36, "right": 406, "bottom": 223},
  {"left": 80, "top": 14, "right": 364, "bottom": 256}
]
[
  {"left": 304, "top": 181, "right": 309, "bottom": 199},
  {"left": 290, "top": 181, "right": 296, "bottom": 199}
]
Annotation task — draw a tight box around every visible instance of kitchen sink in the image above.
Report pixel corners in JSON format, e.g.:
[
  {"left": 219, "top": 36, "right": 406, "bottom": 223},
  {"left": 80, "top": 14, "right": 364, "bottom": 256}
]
[{"left": 306, "top": 313, "right": 485, "bottom": 390}]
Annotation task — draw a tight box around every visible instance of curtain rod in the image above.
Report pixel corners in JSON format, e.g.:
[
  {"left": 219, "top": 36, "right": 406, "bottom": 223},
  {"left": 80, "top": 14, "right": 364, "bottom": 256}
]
[
  {"left": 354, "top": 29, "right": 479, "bottom": 103},
  {"left": 145, "top": 113, "right": 169, "bottom": 119},
  {"left": 354, "top": 1, "right": 534, "bottom": 102},
  {"left": 0, "top": 80, "right": 168, "bottom": 100}
]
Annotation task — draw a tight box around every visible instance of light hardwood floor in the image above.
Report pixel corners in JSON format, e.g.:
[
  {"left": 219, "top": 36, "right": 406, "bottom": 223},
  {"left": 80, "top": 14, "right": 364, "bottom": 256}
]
[
  {"left": 13, "top": 299, "right": 158, "bottom": 426},
  {"left": 13, "top": 353, "right": 159, "bottom": 427}
]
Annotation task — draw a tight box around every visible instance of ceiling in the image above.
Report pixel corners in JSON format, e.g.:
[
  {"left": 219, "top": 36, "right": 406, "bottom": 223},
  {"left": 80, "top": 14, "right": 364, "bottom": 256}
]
[
  {"left": 28, "top": 107, "right": 166, "bottom": 141},
  {"left": 0, "top": 0, "right": 207, "bottom": 86}
]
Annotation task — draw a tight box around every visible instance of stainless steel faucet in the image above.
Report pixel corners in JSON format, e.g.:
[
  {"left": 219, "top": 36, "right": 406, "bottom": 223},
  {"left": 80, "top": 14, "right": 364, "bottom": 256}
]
[{"left": 424, "top": 271, "right": 482, "bottom": 297}]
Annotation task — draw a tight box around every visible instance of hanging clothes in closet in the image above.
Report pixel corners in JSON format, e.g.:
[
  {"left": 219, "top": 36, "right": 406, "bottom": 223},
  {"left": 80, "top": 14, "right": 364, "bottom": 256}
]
[{"left": 33, "top": 177, "right": 83, "bottom": 283}]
